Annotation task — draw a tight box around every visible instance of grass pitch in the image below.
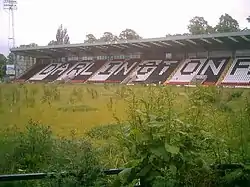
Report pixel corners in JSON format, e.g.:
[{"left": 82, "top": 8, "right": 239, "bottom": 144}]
[
  {"left": 1, "top": 83, "right": 250, "bottom": 186},
  {"left": 0, "top": 83, "right": 248, "bottom": 137}
]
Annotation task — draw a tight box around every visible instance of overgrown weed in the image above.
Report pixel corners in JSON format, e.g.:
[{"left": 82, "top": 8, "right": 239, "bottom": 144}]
[
  {"left": 111, "top": 85, "right": 250, "bottom": 186},
  {"left": 0, "top": 120, "right": 106, "bottom": 187},
  {"left": 1, "top": 84, "right": 250, "bottom": 186}
]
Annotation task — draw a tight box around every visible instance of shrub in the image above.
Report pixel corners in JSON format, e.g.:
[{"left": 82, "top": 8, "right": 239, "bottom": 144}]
[
  {"left": 2, "top": 84, "right": 250, "bottom": 186},
  {"left": 112, "top": 86, "right": 250, "bottom": 186},
  {"left": 0, "top": 120, "right": 106, "bottom": 187},
  {"left": 113, "top": 86, "right": 216, "bottom": 186},
  {"left": 86, "top": 124, "right": 122, "bottom": 140}
]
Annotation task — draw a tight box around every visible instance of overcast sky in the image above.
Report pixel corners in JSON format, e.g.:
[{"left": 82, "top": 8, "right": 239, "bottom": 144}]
[{"left": 0, "top": 0, "right": 249, "bottom": 55}]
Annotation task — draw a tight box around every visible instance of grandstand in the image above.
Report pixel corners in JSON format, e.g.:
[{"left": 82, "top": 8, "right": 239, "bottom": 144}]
[{"left": 11, "top": 31, "right": 250, "bottom": 86}]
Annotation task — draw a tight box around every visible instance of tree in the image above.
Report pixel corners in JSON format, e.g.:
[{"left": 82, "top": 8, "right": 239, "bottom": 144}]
[
  {"left": 84, "top": 34, "right": 98, "bottom": 44},
  {"left": 7, "top": 53, "right": 14, "bottom": 64},
  {"left": 0, "top": 54, "right": 7, "bottom": 79},
  {"left": 242, "top": 27, "right": 250, "bottom": 31},
  {"left": 0, "top": 54, "right": 6, "bottom": 63},
  {"left": 187, "top": 16, "right": 214, "bottom": 35},
  {"left": 29, "top": 43, "right": 38, "bottom": 47},
  {"left": 247, "top": 16, "right": 250, "bottom": 23},
  {"left": 215, "top": 13, "right": 240, "bottom": 33},
  {"left": 166, "top": 33, "right": 182, "bottom": 36},
  {"left": 48, "top": 40, "right": 57, "bottom": 46},
  {"left": 166, "top": 33, "right": 190, "bottom": 37},
  {"left": 99, "top": 32, "right": 118, "bottom": 42},
  {"left": 48, "top": 24, "right": 70, "bottom": 45},
  {"left": 119, "top": 29, "right": 142, "bottom": 40},
  {"left": 19, "top": 43, "right": 38, "bottom": 48}
]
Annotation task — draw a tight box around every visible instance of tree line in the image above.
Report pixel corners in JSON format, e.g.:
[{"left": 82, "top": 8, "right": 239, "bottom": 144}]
[
  {"left": 47, "top": 27, "right": 142, "bottom": 45},
  {"left": 8, "top": 14, "right": 250, "bottom": 48},
  {"left": 47, "top": 14, "right": 250, "bottom": 45},
  {"left": 0, "top": 53, "right": 15, "bottom": 81}
]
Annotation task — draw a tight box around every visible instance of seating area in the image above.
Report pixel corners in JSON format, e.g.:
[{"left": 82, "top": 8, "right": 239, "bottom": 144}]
[
  {"left": 17, "top": 62, "right": 50, "bottom": 82},
  {"left": 221, "top": 58, "right": 250, "bottom": 85},
  {"left": 16, "top": 57, "right": 250, "bottom": 86},
  {"left": 168, "top": 57, "right": 230, "bottom": 85}
]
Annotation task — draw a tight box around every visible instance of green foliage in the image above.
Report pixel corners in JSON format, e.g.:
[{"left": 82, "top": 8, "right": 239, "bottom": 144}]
[
  {"left": 188, "top": 16, "right": 214, "bottom": 35},
  {"left": 48, "top": 24, "right": 70, "bottom": 45},
  {"left": 7, "top": 53, "right": 15, "bottom": 65},
  {"left": 58, "top": 104, "right": 98, "bottom": 112},
  {"left": 41, "top": 84, "right": 60, "bottom": 105},
  {"left": 86, "top": 87, "right": 98, "bottom": 99},
  {"left": 84, "top": 34, "right": 98, "bottom": 44},
  {"left": 119, "top": 29, "right": 142, "bottom": 40},
  {"left": 19, "top": 43, "right": 38, "bottom": 48},
  {"left": 84, "top": 28, "right": 141, "bottom": 44},
  {"left": 111, "top": 86, "right": 250, "bottom": 186},
  {"left": 0, "top": 54, "right": 7, "bottom": 79},
  {"left": 115, "top": 86, "right": 130, "bottom": 99},
  {"left": 113, "top": 86, "right": 215, "bottom": 186},
  {"left": 86, "top": 124, "right": 122, "bottom": 140},
  {"left": 228, "top": 91, "right": 243, "bottom": 101},
  {"left": 2, "top": 84, "right": 250, "bottom": 186},
  {"left": 0, "top": 120, "right": 106, "bottom": 187},
  {"left": 215, "top": 13, "right": 240, "bottom": 33},
  {"left": 187, "top": 13, "right": 241, "bottom": 35},
  {"left": 99, "top": 32, "right": 119, "bottom": 42},
  {"left": 247, "top": 16, "right": 250, "bottom": 23}
]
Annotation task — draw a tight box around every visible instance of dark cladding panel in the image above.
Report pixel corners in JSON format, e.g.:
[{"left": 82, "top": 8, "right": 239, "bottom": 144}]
[
  {"left": 88, "top": 60, "right": 126, "bottom": 82},
  {"left": 145, "top": 60, "right": 179, "bottom": 83},
  {"left": 71, "top": 60, "right": 107, "bottom": 82},
  {"left": 19, "top": 62, "right": 50, "bottom": 80},
  {"left": 106, "top": 59, "right": 141, "bottom": 82},
  {"left": 221, "top": 58, "right": 250, "bottom": 85},
  {"left": 28, "top": 60, "right": 107, "bottom": 82},
  {"left": 168, "top": 57, "right": 230, "bottom": 85},
  {"left": 200, "top": 57, "right": 229, "bottom": 84},
  {"left": 43, "top": 62, "right": 76, "bottom": 81},
  {"left": 132, "top": 60, "right": 163, "bottom": 83},
  {"left": 29, "top": 63, "right": 60, "bottom": 81}
]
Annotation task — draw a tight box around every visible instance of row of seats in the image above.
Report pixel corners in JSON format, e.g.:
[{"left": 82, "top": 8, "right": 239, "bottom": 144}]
[{"left": 17, "top": 57, "right": 250, "bottom": 86}]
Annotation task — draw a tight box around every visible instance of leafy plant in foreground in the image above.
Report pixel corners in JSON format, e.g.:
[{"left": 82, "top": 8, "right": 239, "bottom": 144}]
[
  {"left": 0, "top": 120, "right": 107, "bottom": 187},
  {"left": 113, "top": 87, "right": 215, "bottom": 186}
]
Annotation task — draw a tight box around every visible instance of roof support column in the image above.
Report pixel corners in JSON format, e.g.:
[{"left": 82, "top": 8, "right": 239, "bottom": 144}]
[
  {"left": 232, "top": 50, "right": 236, "bottom": 59},
  {"left": 184, "top": 50, "right": 188, "bottom": 59}
]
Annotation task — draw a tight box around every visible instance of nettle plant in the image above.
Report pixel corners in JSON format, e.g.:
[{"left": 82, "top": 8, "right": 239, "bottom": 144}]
[
  {"left": 113, "top": 86, "right": 215, "bottom": 187},
  {"left": 86, "top": 87, "right": 98, "bottom": 99},
  {"left": 41, "top": 84, "right": 61, "bottom": 105}
]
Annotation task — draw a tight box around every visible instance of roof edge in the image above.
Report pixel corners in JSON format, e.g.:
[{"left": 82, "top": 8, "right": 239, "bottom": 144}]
[{"left": 10, "top": 31, "right": 250, "bottom": 52}]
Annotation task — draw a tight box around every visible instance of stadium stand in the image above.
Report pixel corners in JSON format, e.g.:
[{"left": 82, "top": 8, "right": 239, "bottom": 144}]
[
  {"left": 221, "top": 57, "right": 250, "bottom": 86},
  {"left": 168, "top": 57, "right": 230, "bottom": 85},
  {"left": 10, "top": 31, "right": 250, "bottom": 86},
  {"left": 88, "top": 59, "right": 140, "bottom": 83},
  {"left": 17, "top": 62, "right": 50, "bottom": 82},
  {"left": 70, "top": 60, "right": 107, "bottom": 83},
  {"left": 131, "top": 59, "right": 179, "bottom": 84},
  {"left": 215, "top": 58, "right": 233, "bottom": 85}
]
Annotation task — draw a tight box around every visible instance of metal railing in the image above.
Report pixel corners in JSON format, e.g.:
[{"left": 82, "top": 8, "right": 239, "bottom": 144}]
[
  {"left": 0, "top": 164, "right": 246, "bottom": 186},
  {"left": 0, "top": 168, "right": 142, "bottom": 186},
  {"left": 0, "top": 169, "right": 123, "bottom": 182}
]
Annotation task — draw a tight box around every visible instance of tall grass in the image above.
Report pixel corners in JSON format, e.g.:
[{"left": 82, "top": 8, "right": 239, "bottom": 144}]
[
  {"left": 1, "top": 83, "right": 250, "bottom": 186},
  {"left": 0, "top": 84, "right": 128, "bottom": 136},
  {"left": 0, "top": 120, "right": 106, "bottom": 187}
]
